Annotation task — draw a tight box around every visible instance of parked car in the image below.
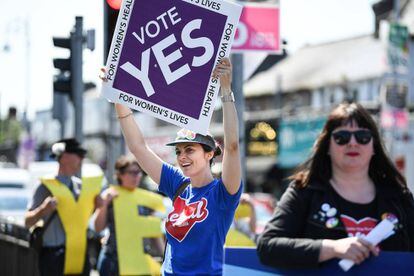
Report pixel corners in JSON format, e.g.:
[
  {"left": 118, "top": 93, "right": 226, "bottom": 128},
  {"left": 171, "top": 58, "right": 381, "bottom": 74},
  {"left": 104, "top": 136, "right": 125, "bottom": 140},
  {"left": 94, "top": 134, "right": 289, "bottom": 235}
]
[
  {"left": 0, "top": 168, "right": 31, "bottom": 226},
  {"left": 0, "top": 188, "right": 31, "bottom": 226},
  {"left": 0, "top": 167, "right": 31, "bottom": 189},
  {"left": 28, "top": 160, "right": 107, "bottom": 188},
  {"left": 0, "top": 161, "right": 17, "bottom": 168}
]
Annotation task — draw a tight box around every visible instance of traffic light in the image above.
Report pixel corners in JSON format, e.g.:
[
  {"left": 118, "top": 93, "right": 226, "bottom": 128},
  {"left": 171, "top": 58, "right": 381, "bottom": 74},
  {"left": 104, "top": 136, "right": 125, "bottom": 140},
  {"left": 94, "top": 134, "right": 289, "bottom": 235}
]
[
  {"left": 52, "top": 16, "right": 95, "bottom": 142},
  {"left": 53, "top": 37, "right": 72, "bottom": 99},
  {"left": 104, "top": 0, "right": 122, "bottom": 60}
]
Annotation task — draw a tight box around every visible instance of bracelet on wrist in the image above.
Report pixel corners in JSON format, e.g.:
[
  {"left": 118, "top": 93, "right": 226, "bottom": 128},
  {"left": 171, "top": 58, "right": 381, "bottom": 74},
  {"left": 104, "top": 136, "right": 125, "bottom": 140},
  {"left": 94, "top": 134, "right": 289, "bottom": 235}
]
[
  {"left": 221, "top": 91, "right": 235, "bottom": 103},
  {"left": 118, "top": 112, "right": 133, "bottom": 119}
]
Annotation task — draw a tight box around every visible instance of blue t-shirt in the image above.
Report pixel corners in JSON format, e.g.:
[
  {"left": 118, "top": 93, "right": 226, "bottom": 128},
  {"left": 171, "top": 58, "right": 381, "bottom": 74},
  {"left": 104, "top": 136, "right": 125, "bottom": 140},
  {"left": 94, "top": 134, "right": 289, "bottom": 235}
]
[{"left": 159, "top": 163, "right": 242, "bottom": 276}]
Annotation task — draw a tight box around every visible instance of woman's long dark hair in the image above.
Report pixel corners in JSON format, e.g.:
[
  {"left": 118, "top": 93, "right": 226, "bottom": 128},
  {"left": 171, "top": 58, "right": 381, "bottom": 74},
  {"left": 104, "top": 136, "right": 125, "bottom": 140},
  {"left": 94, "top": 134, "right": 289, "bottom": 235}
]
[{"left": 290, "top": 103, "right": 408, "bottom": 193}]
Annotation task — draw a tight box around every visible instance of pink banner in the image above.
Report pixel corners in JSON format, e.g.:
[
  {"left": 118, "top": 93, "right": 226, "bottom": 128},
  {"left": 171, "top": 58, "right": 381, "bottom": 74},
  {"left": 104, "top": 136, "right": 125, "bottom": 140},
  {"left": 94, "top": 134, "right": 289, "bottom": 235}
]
[
  {"left": 232, "top": 4, "right": 281, "bottom": 53},
  {"left": 380, "top": 109, "right": 409, "bottom": 129}
]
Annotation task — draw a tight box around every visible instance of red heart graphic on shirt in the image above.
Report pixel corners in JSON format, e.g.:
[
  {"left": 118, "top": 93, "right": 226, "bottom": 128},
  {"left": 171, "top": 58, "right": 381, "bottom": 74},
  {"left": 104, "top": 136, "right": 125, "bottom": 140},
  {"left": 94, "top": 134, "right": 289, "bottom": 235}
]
[
  {"left": 166, "top": 197, "right": 209, "bottom": 242},
  {"left": 340, "top": 214, "right": 378, "bottom": 237}
]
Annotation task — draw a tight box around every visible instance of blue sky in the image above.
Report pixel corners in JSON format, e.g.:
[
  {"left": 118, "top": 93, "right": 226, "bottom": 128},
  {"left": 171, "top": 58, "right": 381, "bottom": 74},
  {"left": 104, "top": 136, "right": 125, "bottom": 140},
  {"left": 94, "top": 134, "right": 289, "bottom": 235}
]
[{"left": 0, "top": 0, "right": 378, "bottom": 119}]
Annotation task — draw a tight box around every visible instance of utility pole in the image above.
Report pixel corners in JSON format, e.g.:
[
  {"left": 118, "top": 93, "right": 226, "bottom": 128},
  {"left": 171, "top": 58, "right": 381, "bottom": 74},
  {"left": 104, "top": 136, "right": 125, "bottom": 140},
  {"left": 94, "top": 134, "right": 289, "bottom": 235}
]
[
  {"left": 72, "top": 17, "right": 84, "bottom": 143},
  {"left": 231, "top": 53, "right": 246, "bottom": 185},
  {"left": 52, "top": 93, "right": 68, "bottom": 139},
  {"left": 393, "top": 0, "right": 400, "bottom": 21},
  {"left": 23, "top": 17, "right": 30, "bottom": 132},
  {"left": 53, "top": 16, "right": 95, "bottom": 143},
  {"left": 104, "top": 0, "right": 124, "bottom": 183}
]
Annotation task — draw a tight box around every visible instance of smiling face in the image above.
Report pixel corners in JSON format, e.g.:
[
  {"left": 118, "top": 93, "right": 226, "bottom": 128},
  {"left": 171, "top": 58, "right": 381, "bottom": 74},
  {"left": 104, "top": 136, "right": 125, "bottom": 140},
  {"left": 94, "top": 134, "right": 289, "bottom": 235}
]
[
  {"left": 175, "top": 143, "right": 214, "bottom": 177},
  {"left": 329, "top": 121, "right": 374, "bottom": 173}
]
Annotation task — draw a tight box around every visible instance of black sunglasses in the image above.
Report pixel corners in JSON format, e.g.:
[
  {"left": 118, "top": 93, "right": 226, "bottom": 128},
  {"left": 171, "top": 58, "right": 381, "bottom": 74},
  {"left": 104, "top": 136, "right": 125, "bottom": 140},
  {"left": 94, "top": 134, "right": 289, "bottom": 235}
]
[
  {"left": 125, "top": 170, "right": 142, "bottom": 176},
  {"left": 331, "top": 130, "right": 373, "bottom": 145}
]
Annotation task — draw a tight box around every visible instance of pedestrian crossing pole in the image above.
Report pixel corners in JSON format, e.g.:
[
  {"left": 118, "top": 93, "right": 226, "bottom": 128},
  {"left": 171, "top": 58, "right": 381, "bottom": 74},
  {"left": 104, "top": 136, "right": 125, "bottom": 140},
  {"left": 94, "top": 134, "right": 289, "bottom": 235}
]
[
  {"left": 231, "top": 53, "right": 247, "bottom": 186},
  {"left": 72, "top": 17, "right": 84, "bottom": 144}
]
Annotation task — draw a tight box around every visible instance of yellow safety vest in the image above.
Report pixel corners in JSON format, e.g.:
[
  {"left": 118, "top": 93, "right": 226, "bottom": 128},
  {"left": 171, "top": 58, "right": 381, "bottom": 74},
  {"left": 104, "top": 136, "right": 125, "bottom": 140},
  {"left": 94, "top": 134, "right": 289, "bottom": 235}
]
[
  {"left": 225, "top": 202, "right": 256, "bottom": 247},
  {"left": 41, "top": 175, "right": 102, "bottom": 274},
  {"left": 234, "top": 203, "right": 253, "bottom": 220},
  {"left": 112, "top": 185, "right": 166, "bottom": 276}
]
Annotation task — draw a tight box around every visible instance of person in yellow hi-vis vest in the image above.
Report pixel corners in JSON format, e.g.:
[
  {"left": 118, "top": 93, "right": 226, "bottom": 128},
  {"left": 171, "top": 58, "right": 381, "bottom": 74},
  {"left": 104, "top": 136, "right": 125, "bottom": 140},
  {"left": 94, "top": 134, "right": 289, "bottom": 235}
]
[
  {"left": 25, "top": 138, "right": 102, "bottom": 276},
  {"left": 226, "top": 193, "right": 257, "bottom": 247},
  {"left": 93, "top": 155, "right": 165, "bottom": 276}
]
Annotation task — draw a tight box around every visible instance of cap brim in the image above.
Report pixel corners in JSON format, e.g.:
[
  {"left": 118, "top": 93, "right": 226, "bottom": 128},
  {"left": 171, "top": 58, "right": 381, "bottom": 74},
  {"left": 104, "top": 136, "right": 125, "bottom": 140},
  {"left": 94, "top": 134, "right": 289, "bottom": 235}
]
[
  {"left": 166, "top": 140, "right": 200, "bottom": 147},
  {"left": 50, "top": 149, "right": 87, "bottom": 159},
  {"left": 72, "top": 149, "right": 87, "bottom": 157},
  {"left": 166, "top": 140, "right": 217, "bottom": 151}
]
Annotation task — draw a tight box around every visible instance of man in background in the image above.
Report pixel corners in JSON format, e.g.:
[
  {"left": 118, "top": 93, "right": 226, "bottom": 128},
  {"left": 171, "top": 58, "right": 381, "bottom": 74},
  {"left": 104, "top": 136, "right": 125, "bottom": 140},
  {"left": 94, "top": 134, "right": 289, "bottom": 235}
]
[{"left": 25, "top": 138, "right": 102, "bottom": 276}]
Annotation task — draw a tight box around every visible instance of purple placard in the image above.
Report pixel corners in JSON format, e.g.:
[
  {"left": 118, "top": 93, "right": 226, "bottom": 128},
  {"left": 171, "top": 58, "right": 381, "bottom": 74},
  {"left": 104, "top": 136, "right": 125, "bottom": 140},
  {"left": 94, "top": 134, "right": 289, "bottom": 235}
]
[{"left": 102, "top": 0, "right": 242, "bottom": 134}]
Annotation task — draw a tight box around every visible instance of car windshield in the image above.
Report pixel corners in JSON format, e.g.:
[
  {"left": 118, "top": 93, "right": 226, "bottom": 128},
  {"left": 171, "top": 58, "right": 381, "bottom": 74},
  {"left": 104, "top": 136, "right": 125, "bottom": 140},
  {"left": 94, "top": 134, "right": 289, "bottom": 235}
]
[
  {"left": 0, "top": 183, "right": 24, "bottom": 189},
  {"left": 0, "top": 196, "right": 28, "bottom": 211}
]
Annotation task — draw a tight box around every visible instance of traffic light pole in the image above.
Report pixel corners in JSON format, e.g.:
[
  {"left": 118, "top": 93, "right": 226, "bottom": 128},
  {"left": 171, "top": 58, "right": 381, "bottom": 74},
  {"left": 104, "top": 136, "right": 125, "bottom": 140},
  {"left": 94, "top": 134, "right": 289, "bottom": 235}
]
[
  {"left": 104, "top": 1, "right": 125, "bottom": 183},
  {"left": 53, "top": 17, "right": 94, "bottom": 143},
  {"left": 231, "top": 53, "right": 246, "bottom": 186},
  {"left": 72, "top": 17, "right": 84, "bottom": 144},
  {"left": 52, "top": 93, "right": 68, "bottom": 139}
]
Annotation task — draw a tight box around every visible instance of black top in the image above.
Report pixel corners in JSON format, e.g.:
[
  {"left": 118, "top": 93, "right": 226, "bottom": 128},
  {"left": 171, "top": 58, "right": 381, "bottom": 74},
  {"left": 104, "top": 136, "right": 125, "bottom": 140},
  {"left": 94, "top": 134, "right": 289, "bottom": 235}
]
[
  {"left": 257, "top": 180, "right": 414, "bottom": 269},
  {"left": 328, "top": 185, "right": 378, "bottom": 238}
]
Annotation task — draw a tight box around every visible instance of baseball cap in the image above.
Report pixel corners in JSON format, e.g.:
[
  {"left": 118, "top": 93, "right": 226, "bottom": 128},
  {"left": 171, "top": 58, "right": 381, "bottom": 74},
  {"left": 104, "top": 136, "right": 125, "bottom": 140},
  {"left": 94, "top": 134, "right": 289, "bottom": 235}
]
[
  {"left": 166, "top": 129, "right": 218, "bottom": 152},
  {"left": 50, "top": 138, "right": 87, "bottom": 158}
]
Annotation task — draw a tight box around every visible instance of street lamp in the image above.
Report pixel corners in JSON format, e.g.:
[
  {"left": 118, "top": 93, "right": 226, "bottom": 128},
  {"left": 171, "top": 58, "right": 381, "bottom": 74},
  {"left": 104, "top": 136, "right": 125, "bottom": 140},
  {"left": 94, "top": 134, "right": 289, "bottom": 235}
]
[{"left": 1, "top": 16, "right": 31, "bottom": 130}]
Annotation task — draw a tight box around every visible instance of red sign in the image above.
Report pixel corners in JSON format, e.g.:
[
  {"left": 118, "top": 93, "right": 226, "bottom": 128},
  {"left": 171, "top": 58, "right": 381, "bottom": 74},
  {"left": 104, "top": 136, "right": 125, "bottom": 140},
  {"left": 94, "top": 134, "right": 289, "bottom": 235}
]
[
  {"left": 232, "top": 4, "right": 281, "bottom": 53},
  {"left": 380, "top": 109, "right": 409, "bottom": 129}
]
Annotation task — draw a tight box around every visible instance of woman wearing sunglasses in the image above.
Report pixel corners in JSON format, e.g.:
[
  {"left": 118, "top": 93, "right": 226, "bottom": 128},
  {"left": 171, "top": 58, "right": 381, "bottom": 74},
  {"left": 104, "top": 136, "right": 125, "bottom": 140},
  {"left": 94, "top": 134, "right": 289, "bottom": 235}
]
[
  {"left": 257, "top": 103, "right": 414, "bottom": 269},
  {"left": 94, "top": 155, "right": 164, "bottom": 276}
]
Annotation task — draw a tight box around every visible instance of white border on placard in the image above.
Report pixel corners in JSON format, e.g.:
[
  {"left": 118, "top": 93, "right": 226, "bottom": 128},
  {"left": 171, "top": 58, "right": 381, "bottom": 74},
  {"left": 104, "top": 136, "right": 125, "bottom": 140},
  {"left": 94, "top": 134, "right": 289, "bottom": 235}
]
[{"left": 101, "top": 0, "right": 242, "bottom": 134}]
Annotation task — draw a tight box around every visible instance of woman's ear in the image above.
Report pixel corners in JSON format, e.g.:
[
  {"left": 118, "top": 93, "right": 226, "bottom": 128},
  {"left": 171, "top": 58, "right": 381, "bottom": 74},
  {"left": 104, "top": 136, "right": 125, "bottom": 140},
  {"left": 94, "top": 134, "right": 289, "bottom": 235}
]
[{"left": 206, "top": 151, "right": 214, "bottom": 160}]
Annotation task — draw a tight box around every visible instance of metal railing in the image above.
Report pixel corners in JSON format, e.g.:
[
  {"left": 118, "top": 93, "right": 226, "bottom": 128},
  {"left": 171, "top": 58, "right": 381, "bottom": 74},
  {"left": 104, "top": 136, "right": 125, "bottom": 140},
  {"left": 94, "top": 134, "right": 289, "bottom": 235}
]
[{"left": 0, "top": 219, "right": 39, "bottom": 276}]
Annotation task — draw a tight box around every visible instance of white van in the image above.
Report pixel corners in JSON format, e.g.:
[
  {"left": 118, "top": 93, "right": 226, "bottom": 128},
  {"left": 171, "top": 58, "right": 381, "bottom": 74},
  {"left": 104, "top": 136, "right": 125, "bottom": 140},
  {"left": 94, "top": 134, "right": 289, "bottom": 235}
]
[
  {"left": 28, "top": 161, "right": 107, "bottom": 189},
  {"left": 0, "top": 168, "right": 31, "bottom": 226},
  {"left": 0, "top": 167, "right": 31, "bottom": 189}
]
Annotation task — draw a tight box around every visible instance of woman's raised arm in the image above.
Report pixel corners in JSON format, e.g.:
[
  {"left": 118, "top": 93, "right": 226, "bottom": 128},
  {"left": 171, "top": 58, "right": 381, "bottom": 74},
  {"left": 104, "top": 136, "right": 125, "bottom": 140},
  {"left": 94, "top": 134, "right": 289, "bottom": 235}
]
[
  {"left": 114, "top": 103, "right": 164, "bottom": 184},
  {"left": 100, "top": 66, "right": 164, "bottom": 184},
  {"left": 214, "top": 58, "right": 241, "bottom": 195}
]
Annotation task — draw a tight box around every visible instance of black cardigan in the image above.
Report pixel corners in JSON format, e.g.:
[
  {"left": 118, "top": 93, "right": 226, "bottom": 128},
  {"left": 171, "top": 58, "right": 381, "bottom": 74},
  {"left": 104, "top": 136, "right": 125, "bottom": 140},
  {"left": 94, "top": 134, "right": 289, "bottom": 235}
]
[{"left": 256, "top": 180, "right": 414, "bottom": 269}]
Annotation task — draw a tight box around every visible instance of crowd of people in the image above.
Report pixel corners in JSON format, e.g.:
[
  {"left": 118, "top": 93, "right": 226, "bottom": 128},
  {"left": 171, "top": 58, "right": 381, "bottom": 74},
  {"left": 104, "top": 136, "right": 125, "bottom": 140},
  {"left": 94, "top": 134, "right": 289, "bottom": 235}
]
[
  {"left": 24, "top": 58, "right": 245, "bottom": 276},
  {"left": 20, "top": 59, "right": 414, "bottom": 276}
]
